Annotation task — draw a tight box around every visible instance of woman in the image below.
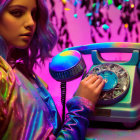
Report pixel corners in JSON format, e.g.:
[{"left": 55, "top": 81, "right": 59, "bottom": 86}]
[{"left": 0, "top": 0, "right": 105, "bottom": 139}]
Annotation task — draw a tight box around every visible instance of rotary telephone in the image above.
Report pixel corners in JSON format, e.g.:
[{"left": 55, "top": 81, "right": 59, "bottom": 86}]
[{"left": 49, "top": 42, "right": 140, "bottom": 127}]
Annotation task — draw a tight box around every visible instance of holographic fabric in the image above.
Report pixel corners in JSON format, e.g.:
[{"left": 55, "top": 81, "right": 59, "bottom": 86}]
[{"left": 0, "top": 68, "right": 94, "bottom": 140}]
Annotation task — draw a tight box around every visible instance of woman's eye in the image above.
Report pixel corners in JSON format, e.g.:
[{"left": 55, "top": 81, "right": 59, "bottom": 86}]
[
  {"left": 9, "top": 10, "right": 24, "bottom": 17},
  {"left": 32, "top": 9, "right": 38, "bottom": 21}
]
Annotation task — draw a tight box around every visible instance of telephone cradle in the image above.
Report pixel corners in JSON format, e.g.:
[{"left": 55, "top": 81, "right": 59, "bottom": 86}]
[{"left": 49, "top": 42, "right": 140, "bottom": 128}]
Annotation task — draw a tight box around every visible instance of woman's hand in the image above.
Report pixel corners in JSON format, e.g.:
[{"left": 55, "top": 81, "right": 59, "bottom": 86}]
[
  {"left": 75, "top": 74, "right": 105, "bottom": 106},
  {"left": 0, "top": 56, "right": 15, "bottom": 102}
]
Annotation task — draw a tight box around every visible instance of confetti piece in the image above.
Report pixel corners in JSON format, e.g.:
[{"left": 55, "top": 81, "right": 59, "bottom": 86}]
[
  {"left": 102, "top": 24, "right": 109, "bottom": 30},
  {"left": 95, "top": 2, "right": 100, "bottom": 13},
  {"left": 103, "top": 0, "right": 106, "bottom": 6},
  {"left": 89, "top": 18, "right": 92, "bottom": 25},
  {"left": 131, "top": 4, "right": 135, "bottom": 8},
  {"left": 86, "top": 13, "right": 93, "bottom": 17},
  {"left": 62, "top": 0, "right": 67, "bottom": 4},
  {"left": 74, "top": 0, "right": 78, "bottom": 7},
  {"left": 117, "top": 5, "right": 122, "bottom": 10},
  {"left": 74, "top": 14, "right": 78, "bottom": 18},
  {"left": 92, "top": 3, "right": 96, "bottom": 8},
  {"left": 124, "top": 23, "right": 128, "bottom": 28},
  {"left": 108, "top": 0, "right": 113, "bottom": 5},
  {"left": 64, "top": 8, "right": 71, "bottom": 11}
]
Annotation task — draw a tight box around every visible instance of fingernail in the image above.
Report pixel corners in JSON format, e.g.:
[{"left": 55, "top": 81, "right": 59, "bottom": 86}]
[
  {"left": 104, "top": 79, "right": 107, "bottom": 83},
  {"left": 93, "top": 74, "right": 98, "bottom": 77},
  {"left": 98, "top": 75, "right": 102, "bottom": 79}
]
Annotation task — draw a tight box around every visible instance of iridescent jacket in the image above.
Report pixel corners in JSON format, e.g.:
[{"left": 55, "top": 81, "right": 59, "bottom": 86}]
[{"left": 0, "top": 68, "right": 94, "bottom": 140}]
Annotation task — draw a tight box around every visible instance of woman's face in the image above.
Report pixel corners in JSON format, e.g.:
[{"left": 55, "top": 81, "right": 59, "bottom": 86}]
[{"left": 0, "top": 0, "right": 37, "bottom": 49}]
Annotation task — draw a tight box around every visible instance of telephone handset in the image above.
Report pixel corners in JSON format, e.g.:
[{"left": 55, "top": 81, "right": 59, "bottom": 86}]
[
  {"left": 63, "top": 41, "right": 140, "bottom": 77},
  {"left": 64, "top": 42, "right": 140, "bottom": 53},
  {"left": 49, "top": 42, "right": 140, "bottom": 127},
  {"left": 50, "top": 42, "right": 140, "bottom": 80}
]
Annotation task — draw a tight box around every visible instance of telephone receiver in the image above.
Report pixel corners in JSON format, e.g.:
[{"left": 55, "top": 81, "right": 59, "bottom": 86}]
[
  {"left": 49, "top": 42, "right": 140, "bottom": 82},
  {"left": 49, "top": 42, "right": 140, "bottom": 116},
  {"left": 49, "top": 42, "right": 140, "bottom": 127}
]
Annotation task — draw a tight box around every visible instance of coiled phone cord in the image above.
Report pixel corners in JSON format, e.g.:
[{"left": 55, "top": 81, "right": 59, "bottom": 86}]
[{"left": 61, "top": 82, "right": 66, "bottom": 124}]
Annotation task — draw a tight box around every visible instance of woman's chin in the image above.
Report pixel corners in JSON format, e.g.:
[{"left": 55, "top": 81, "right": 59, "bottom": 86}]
[{"left": 11, "top": 41, "right": 30, "bottom": 49}]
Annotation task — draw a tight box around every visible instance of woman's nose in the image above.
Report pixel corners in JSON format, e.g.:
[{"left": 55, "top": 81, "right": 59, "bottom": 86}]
[{"left": 24, "top": 12, "right": 36, "bottom": 31}]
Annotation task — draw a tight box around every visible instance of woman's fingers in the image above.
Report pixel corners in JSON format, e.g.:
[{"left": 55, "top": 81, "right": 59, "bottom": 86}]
[
  {"left": 84, "top": 74, "right": 105, "bottom": 87},
  {"left": 83, "top": 74, "right": 98, "bottom": 83},
  {"left": 83, "top": 74, "right": 105, "bottom": 93},
  {"left": 83, "top": 74, "right": 93, "bottom": 81},
  {"left": 95, "top": 80, "right": 105, "bottom": 93},
  {"left": 92, "top": 75, "right": 103, "bottom": 87},
  {"left": 75, "top": 74, "right": 105, "bottom": 105}
]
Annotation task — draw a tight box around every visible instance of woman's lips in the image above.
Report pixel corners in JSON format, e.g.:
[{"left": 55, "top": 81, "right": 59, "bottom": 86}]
[{"left": 20, "top": 33, "right": 32, "bottom": 41}]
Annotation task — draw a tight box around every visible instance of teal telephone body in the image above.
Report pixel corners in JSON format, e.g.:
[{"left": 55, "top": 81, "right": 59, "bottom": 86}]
[{"left": 49, "top": 42, "right": 140, "bottom": 127}]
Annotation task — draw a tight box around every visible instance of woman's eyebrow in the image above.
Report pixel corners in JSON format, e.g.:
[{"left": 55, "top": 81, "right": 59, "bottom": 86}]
[
  {"left": 8, "top": 5, "right": 37, "bottom": 10},
  {"left": 8, "top": 5, "right": 27, "bottom": 10}
]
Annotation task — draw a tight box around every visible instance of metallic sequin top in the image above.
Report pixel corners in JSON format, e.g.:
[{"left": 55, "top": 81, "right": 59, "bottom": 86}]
[{"left": 0, "top": 68, "right": 94, "bottom": 140}]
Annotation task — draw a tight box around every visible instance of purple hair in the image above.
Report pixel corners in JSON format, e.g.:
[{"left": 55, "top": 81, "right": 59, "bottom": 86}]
[{"left": 0, "top": 0, "right": 57, "bottom": 73}]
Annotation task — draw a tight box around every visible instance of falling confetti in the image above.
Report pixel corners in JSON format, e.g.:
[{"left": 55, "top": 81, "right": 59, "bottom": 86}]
[
  {"left": 86, "top": 13, "right": 93, "bottom": 17},
  {"left": 102, "top": 24, "right": 110, "bottom": 31},
  {"left": 48, "top": 0, "right": 140, "bottom": 49},
  {"left": 61, "top": 0, "right": 67, "bottom": 5},
  {"left": 64, "top": 8, "right": 71, "bottom": 11},
  {"left": 74, "top": 14, "right": 78, "bottom": 18}
]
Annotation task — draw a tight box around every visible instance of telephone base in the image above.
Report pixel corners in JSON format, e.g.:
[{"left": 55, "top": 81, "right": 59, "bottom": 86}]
[{"left": 88, "top": 60, "right": 140, "bottom": 128}]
